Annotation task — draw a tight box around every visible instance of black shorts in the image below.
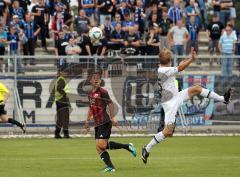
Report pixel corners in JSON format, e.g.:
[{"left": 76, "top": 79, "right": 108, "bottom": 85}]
[
  {"left": 0, "top": 104, "right": 7, "bottom": 116},
  {"left": 95, "top": 122, "right": 112, "bottom": 139}
]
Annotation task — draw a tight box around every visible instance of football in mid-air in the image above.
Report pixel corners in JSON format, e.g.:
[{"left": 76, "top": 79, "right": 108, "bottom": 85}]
[{"left": 89, "top": 27, "right": 103, "bottom": 42}]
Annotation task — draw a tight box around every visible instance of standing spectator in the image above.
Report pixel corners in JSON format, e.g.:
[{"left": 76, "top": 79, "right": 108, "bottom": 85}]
[
  {"left": 185, "top": 0, "right": 200, "bottom": 27},
  {"left": 117, "top": 0, "right": 130, "bottom": 21},
  {"left": 148, "top": 13, "right": 161, "bottom": 33},
  {"left": 167, "top": 0, "right": 183, "bottom": 25},
  {"left": 0, "top": 24, "right": 7, "bottom": 71},
  {"left": 146, "top": 27, "right": 160, "bottom": 55},
  {"left": 54, "top": 68, "right": 71, "bottom": 138},
  {"left": 207, "top": 14, "right": 224, "bottom": 55},
  {"left": 219, "top": 0, "right": 233, "bottom": 26},
  {"left": 167, "top": 20, "right": 189, "bottom": 57},
  {"left": 159, "top": 9, "right": 173, "bottom": 49},
  {"left": 18, "top": 0, "right": 31, "bottom": 13},
  {"left": 218, "top": 25, "right": 236, "bottom": 77},
  {"left": 74, "top": 9, "right": 90, "bottom": 36},
  {"left": 186, "top": 16, "right": 199, "bottom": 55},
  {"left": 134, "top": 0, "right": 146, "bottom": 34},
  {"left": 0, "top": 0, "right": 7, "bottom": 25},
  {"left": 31, "top": 0, "right": 49, "bottom": 50},
  {"left": 97, "top": 0, "right": 114, "bottom": 25},
  {"left": 52, "top": 12, "right": 64, "bottom": 40},
  {"left": 55, "top": 31, "right": 68, "bottom": 69},
  {"left": 7, "top": 25, "right": 23, "bottom": 73},
  {"left": 21, "top": 13, "right": 40, "bottom": 65},
  {"left": 10, "top": 15, "right": 24, "bottom": 33},
  {"left": 81, "top": 0, "right": 95, "bottom": 26},
  {"left": 197, "top": 0, "right": 207, "bottom": 30},
  {"left": 147, "top": 3, "right": 162, "bottom": 26},
  {"left": 122, "top": 11, "right": 134, "bottom": 32},
  {"left": 100, "top": 16, "right": 113, "bottom": 40},
  {"left": 10, "top": 0, "right": 26, "bottom": 20},
  {"left": 212, "top": 0, "right": 221, "bottom": 19}
]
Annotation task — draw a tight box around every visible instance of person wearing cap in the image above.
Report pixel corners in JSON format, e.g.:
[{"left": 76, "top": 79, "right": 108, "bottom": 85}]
[{"left": 54, "top": 67, "right": 71, "bottom": 138}]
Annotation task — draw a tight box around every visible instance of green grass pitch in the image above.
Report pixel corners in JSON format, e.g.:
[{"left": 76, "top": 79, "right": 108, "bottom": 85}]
[{"left": 0, "top": 137, "right": 239, "bottom": 177}]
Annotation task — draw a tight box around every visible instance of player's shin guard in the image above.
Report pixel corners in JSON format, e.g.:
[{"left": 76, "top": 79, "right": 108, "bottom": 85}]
[
  {"left": 107, "top": 141, "right": 131, "bottom": 152},
  {"left": 8, "top": 118, "right": 23, "bottom": 128},
  {"left": 146, "top": 131, "right": 165, "bottom": 152},
  {"left": 100, "top": 151, "right": 114, "bottom": 169}
]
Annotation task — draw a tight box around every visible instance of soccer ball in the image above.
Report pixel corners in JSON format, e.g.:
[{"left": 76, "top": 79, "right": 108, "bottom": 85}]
[{"left": 89, "top": 27, "right": 103, "bottom": 42}]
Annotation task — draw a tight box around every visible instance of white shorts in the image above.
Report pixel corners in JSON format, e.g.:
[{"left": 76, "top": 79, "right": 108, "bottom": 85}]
[{"left": 162, "top": 89, "right": 190, "bottom": 124}]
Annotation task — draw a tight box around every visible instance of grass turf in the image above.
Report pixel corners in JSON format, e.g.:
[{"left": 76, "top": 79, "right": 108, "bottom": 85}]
[{"left": 0, "top": 137, "right": 239, "bottom": 177}]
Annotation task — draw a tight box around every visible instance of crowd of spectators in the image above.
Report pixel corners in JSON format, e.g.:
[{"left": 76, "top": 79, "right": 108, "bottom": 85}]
[{"left": 0, "top": 0, "right": 238, "bottom": 76}]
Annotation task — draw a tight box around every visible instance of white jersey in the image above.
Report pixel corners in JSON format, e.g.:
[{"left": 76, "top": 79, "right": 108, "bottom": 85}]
[{"left": 157, "top": 66, "right": 179, "bottom": 98}]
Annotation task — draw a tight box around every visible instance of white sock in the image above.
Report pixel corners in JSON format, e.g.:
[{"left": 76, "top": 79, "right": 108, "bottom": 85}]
[
  {"left": 200, "top": 88, "right": 224, "bottom": 102},
  {"left": 146, "top": 132, "right": 165, "bottom": 152}
]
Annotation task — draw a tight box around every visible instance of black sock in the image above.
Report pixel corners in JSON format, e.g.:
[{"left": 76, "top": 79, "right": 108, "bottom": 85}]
[
  {"left": 100, "top": 151, "right": 114, "bottom": 168},
  {"left": 108, "top": 141, "right": 130, "bottom": 152},
  {"left": 8, "top": 118, "right": 23, "bottom": 128}
]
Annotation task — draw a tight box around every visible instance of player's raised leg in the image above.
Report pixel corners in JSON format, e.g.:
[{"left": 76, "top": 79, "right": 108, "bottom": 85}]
[{"left": 107, "top": 141, "right": 137, "bottom": 157}]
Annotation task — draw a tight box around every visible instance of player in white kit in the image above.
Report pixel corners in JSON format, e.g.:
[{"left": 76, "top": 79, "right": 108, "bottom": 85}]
[{"left": 141, "top": 48, "right": 232, "bottom": 164}]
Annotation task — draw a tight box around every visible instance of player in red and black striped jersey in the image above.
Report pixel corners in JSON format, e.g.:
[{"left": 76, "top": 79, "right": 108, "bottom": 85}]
[{"left": 85, "top": 69, "right": 137, "bottom": 173}]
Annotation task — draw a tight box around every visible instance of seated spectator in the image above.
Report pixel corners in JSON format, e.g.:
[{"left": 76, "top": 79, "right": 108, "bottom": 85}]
[
  {"left": 167, "top": 19, "right": 189, "bottom": 57},
  {"left": 81, "top": 0, "right": 95, "bottom": 26},
  {"left": 100, "top": 16, "right": 113, "bottom": 40},
  {"left": 167, "top": 0, "right": 183, "bottom": 25},
  {"left": 10, "top": 15, "right": 24, "bottom": 33},
  {"left": 78, "top": 27, "right": 92, "bottom": 56},
  {"left": 74, "top": 9, "right": 90, "bottom": 36},
  {"left": 21, "top": 13, "right": 40, "bottom": 65},
  {"left": 111, "top": 13, "right": 122, "bottom": 28},
  {"left": 207, "top": 14, "right": 224, "bottom": 56},
  {"left": 10, "top": 0, "right": 26, "bottom": 20},
  {"left": 185, "top": 0, "right": 200, "bottom": 27},
  {"left": 110, "top": 23, "right": 125, "bottom": 50},
  {"left": 123, "top": 26, "right": 141, "bottom": 55},
  {"left": 186, "top": 16, "right": 199, "bottom": 56},
  {"left": 65, "top": 37, "right": 81, "bottom": 56}
]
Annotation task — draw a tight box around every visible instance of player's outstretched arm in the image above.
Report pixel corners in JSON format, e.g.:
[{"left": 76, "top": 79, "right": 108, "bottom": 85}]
[{"left": 177, "top": 47, "right": 196, "bottom": 72}]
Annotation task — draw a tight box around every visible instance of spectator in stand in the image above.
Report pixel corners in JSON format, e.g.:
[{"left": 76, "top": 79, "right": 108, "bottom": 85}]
[
  {"left": 97, "top": 0, "right": 114, "bottom": 25},
  {"left": 111, "top": 13, "right": 122, "bottom": 28},
  {"left": 7, "top": 25, "right": 23, "bottom": 73},
  {"left": 31, "top": 0, "right": 49, "bottom": 50},
  {"left": 52, "top": 12, "right": 65, "bottom": 40},
  {"left": 78, "top": 27, "right": 92, "bottom": 57},
  {"left": 21, "top": 13, "right": 40, "bottom": 65},
  {"left": 0, "top": 0, "right": 7, "bottom": 25},
  {"left": 10, "top": 15, "right": 24, "bottom": 33},
  {"left": 185, "top": 0, "right": 200, "bottom": 27},
  {"left": 159, "top": 9, "right": 173, "bottom": 49},
  {"left": 219, "top": 0, "right": 233, "bottom": 26},
  {"left": 10, "top": 0, "right": 26, "bottom": 20},
  {"left": 74, "top": 9, "right": 90, "bottom": 36},
  {"left": 146, "top": 27, "right": 160, "bottom": 55},
  {"left": 17, "top": 0, "right": 31, "bottom": 13},
  {"left": 212, "top": 0, "right": 221, "bottom": 19},
  {"left": 197, "top": 0, "right": 207, "bottom": 30},
  {"left": 156, "top": 0, "right": 168, "bottom": 12},
  {"left": 100, "top": 16, "right": 113, "bottom": 40},
  {"left": 128, "top": 0, "right": 136, "bottom": 12},
  {"left": 148, "top": 13, "right": 161, "bottom": 33},
  {"left": 219, "top": 24, "right": 236, "bottom": 77},
  {"left": 123, "top": 26, "right": 141, "bottom": 55},
  {"left": 0, "top": 24, "right": 7, "bottom": 71},
  {"left": 167, "top": 19, "right": 189, "bottom": 57},
  {"left": 207, "top": 14, "right": 224, "bottom": 56},
  {"left": 122, "top": 11, "right": 134, "bottom": 33},
  {"left": 55, "top": 31, "right": 68, "bottom": 69},
  {"left": 110, "top": 23, "right": 125, "bottom": 50},
  {"left": 167, "top": 0, "right": 183, "bottom": 25},
  {"left": 186, "top": 16, "right": 199, "bottom": 56},
  {"left": 81, "top": 0, "right": 95, "bottom": 26},
  {"left": 117, "top": 0, "right": 130, "bottom": 21},
  {"left": 134, "top": 0, "right": 146, "bottom": 34},
  {"left": 147, "top": 3, "right": 162, "bottom": 27}
]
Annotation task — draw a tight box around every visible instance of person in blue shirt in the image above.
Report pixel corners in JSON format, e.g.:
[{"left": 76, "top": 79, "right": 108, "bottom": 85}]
[
  {"left": 186, "top": 16, "right": 199, "bottom": 55},
  {"left": 167, "top": 0, "right": 182, "bottom": 25},
  {"left": 7, "top": 25, "right": 23, "bottom": 73},
  {"left": 10, "top": 0, "right": 26, "bottom": 20},
  {"left": 81, "top": 0, "right": 95, "bottom": 26},
  {"left": 185, "top": 0, "right": 200, "bottom": 27}
]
